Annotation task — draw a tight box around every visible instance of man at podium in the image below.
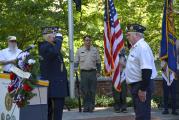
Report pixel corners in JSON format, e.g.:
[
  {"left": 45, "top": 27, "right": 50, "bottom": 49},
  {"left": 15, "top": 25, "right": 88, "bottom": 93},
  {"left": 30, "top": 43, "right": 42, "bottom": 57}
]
[
  {"left": 39, "top": 27, "right": 68, "bottom": 120},
  {"left": 0, "top": 36, "right": 22, "bottom": 73}
]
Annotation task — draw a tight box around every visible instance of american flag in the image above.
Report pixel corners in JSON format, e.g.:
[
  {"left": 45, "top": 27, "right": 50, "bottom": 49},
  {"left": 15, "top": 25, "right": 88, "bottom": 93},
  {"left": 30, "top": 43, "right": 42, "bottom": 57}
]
[{"left": 104, "top": 0, "right": 124, "bottom": 91}]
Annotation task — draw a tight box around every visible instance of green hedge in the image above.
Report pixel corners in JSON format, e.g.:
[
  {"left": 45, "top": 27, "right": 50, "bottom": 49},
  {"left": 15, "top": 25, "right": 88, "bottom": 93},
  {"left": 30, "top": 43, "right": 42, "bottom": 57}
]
[{"left": 65, "top": 95, "right": 162, "bottom": 109}]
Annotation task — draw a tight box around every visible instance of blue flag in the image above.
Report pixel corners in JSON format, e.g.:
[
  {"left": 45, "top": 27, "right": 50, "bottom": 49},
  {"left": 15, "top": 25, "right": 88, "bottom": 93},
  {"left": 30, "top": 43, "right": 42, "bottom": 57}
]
[{"left": 160, "top": 0, "right": 177, "bottom": 86}]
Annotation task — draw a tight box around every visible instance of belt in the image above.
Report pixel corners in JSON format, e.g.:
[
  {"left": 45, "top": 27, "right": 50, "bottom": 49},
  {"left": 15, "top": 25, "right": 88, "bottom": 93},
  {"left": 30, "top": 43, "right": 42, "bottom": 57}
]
[
  {"left": 129, "top": 81, "right": 142, "bottom": 87},
  {"left": 81, "top": 69, "right": 96, "bottom": 72}
]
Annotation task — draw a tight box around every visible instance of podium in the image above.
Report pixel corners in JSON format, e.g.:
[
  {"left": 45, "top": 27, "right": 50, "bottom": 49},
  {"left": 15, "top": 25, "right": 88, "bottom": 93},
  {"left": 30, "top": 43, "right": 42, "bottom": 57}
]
[{"left": 0, "top": 74, "right": 49, "bottom": 120}]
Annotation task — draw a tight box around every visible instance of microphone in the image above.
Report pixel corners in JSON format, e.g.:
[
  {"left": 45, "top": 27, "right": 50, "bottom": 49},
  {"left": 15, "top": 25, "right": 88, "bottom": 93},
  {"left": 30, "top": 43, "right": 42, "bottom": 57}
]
[{"left": 22, "top": 45, "right": 35, "bottom": 52}]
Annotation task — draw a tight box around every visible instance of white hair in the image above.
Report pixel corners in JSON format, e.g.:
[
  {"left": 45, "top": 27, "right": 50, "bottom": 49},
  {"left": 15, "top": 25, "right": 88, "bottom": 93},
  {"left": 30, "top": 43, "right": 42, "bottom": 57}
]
[{"left": 137, "top": 32, "right": 144, "bottom": 38}]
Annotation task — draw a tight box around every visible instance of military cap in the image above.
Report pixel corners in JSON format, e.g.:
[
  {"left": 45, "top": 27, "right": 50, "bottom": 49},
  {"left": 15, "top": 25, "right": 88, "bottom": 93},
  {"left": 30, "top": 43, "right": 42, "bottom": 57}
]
[
  {"left": 126, "top": 24, "right": 146, "bottom": 33},
  {"left": 42, "top": 26, "right": 59, "bottom": 35}
]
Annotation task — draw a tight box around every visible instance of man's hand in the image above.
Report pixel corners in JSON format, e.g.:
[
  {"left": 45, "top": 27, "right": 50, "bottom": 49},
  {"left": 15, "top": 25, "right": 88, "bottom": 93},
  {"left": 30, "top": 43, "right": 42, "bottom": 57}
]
[{"left": 138, "top": 90, "right": 146, "bottom": 102}]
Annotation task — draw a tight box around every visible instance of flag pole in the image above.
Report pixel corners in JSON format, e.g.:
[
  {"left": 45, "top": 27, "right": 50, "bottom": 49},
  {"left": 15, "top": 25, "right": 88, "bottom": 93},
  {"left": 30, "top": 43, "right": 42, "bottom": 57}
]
[{"left": 68, "top": 0, "right": 75, "bottom": 98}]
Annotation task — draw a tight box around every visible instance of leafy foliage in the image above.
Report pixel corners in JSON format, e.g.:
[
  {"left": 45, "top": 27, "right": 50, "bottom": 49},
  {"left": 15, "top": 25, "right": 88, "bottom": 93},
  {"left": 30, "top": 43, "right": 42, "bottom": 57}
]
[
  {"left": 65, "top": 95, "right": 161, "bottom": 109},
  {"left": 96, "top": 95, "right": 114, "bottom": 107},
  {"left": 0, "top": 0, "right": 179, "bottom": 75}
]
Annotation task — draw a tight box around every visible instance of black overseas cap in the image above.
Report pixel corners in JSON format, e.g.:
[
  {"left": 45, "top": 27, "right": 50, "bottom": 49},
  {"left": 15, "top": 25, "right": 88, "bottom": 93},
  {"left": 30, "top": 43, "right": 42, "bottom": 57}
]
[
  {"left": 126, "top": 24, "right": 146, "bottom": 33},
  {"left": 41, "top": 26, "right": 59, "bottom": 35}
]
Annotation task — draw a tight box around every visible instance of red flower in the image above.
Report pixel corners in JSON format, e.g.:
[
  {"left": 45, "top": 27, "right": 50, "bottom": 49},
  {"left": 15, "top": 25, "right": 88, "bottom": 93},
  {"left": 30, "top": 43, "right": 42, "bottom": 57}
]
[
  {"left": 8, "top": 85, "right": 14, "bottom": 93},
  {"left": 10, "top": 73, "right": 15, "bottom": 80},
  {"left": 23, "top": 84, "right": 32, "bottom": 91}
]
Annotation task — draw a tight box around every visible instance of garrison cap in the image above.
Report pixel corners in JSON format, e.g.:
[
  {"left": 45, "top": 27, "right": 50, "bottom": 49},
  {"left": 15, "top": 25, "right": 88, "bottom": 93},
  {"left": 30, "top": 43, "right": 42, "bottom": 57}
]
[
  {"left": 42, "top": 26, "right": 59, "bottom": 35},
  {"left": 126, "top": 24, "right": 146, "bottom": 33}
]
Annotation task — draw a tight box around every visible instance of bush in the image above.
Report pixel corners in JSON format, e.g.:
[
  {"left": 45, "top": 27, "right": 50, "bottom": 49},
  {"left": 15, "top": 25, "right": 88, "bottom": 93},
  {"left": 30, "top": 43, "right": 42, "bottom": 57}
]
[
  {"left": 152, "top": 96, "right": 162, "bottom": 108},
  {"left": 65, "top": 97, "right": 79, "bottom": 109},
  {"left": 126, "top": 97, "right": 133, "bottom": 107},
  {"left": 95, "top": 95, "right": 114, "bottom": 107},
  {"left": 65, "top": 95, "right": 115, "bottom": 109},
  {"left": 65, "top": 95, "right": 162, "bottom": 109},
  {"left": 126, "top": 95, "right": 162, "bottom": 109}
]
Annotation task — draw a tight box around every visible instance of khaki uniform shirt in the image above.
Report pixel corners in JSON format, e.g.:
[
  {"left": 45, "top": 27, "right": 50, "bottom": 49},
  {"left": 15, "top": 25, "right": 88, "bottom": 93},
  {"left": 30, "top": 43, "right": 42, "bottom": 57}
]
[{"left": 75, "top": 46, "right": 101, "bottom": 70}]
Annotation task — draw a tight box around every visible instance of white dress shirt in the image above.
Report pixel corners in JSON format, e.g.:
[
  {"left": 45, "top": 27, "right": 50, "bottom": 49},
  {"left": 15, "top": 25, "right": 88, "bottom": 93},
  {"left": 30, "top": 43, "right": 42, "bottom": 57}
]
[
  {"left": 0, "top": 47, "right": 22, "bottom": 72},
  {"left": 125, "top": 38, "right": 157, "bottom": 84}
]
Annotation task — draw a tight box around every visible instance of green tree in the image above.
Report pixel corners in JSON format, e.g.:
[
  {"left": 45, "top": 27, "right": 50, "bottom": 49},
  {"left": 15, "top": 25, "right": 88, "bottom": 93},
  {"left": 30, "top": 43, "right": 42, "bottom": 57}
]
[{"left": 0, "top": 0, "right": 178, "bottom": 74}]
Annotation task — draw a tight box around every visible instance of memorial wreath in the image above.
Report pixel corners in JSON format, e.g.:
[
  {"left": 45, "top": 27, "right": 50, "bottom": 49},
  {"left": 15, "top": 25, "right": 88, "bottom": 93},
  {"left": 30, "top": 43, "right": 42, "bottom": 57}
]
[{"left": 7, "top": 51, "right": 37, "bottom": 108}]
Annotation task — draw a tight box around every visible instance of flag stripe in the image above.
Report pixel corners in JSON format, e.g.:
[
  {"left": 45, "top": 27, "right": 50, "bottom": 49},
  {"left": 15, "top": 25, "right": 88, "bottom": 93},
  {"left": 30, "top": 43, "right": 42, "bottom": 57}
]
[{"left": 104, "top": 0, "right": 124, "bottom": 91}]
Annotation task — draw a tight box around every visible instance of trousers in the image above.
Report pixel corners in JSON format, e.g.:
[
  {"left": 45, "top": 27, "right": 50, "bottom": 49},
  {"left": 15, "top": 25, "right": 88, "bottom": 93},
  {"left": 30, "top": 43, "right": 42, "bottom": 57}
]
[
  {"left": 163, "top": 79, "right": 177, "bottom": 112},
  {"left": 80, "top": 70, "right": 97, "bottom": 109},
  {"left": 130, "top": 80, "right": 154, "bottom": 120},
  {"left": 48, "top": 97, "right": 65, "bottom": 120}
]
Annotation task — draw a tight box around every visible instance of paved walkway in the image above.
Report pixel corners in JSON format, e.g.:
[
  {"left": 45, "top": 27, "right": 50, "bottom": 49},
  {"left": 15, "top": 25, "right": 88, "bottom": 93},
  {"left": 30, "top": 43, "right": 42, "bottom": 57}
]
[{"left": 63, "top": 107, "right": 179, "bottom": 120}]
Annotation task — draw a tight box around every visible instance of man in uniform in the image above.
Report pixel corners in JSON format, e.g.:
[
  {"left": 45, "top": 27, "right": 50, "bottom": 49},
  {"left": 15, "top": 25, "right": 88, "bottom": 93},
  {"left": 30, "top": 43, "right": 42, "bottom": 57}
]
[
  {"left": 39, "top": 27, "right": 68, "bottom": 120},
  {"left": 0, "top": 36, "right": 21, "bottom": 73},
  {"left": 74, "top": 35, "right": 101, "bottom": 112},
  {"left": 125, "top": 24, "right": 157, "bottom": 120}
]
